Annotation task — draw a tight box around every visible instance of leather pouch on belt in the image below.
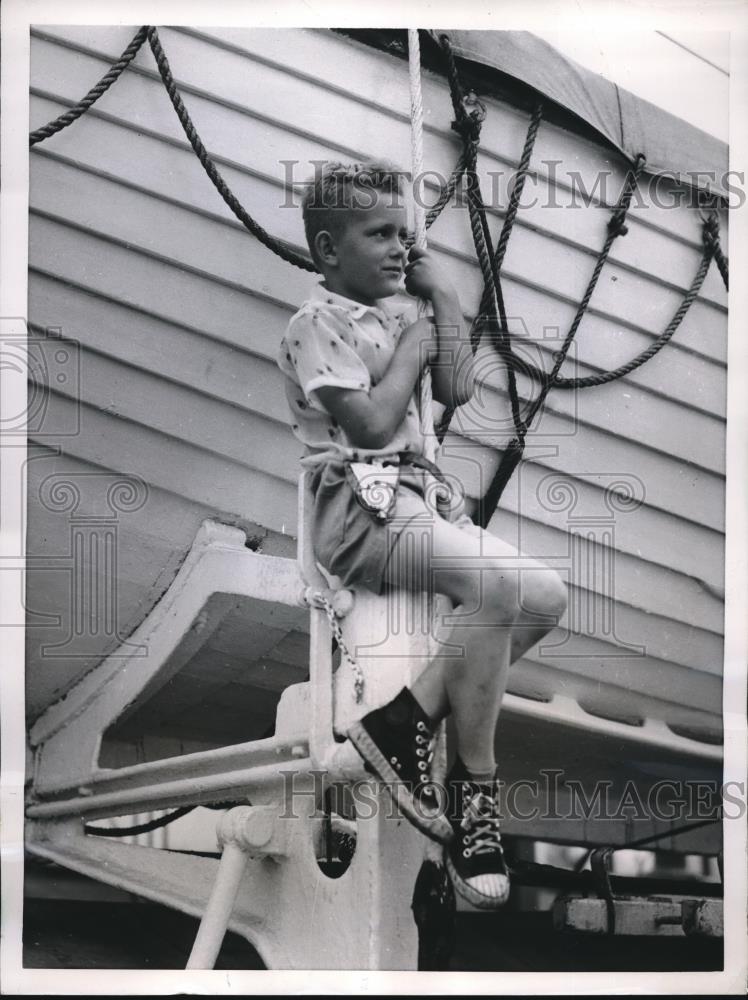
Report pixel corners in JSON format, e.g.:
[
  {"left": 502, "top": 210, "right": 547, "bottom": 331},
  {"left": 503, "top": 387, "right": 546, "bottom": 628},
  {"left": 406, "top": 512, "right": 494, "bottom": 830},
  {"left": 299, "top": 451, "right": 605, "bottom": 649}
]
[{"left": 346, "top": 462, "right": 401, "bottom": 523}]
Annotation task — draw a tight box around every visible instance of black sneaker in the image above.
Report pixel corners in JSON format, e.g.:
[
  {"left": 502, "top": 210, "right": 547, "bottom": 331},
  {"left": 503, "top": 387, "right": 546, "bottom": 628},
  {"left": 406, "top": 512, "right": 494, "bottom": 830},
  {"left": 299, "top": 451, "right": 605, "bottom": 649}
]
[
  {"left": 444, "top": 757, "right": 510, "bottom": 908},
  {"left": 347, "top": 687, "right": 453, "bottom": 844}
]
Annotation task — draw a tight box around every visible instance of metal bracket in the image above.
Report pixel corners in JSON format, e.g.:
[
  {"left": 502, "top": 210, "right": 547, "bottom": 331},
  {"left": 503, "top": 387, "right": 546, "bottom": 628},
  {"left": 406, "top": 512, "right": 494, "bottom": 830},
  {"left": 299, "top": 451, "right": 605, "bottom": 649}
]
[{"left": 590, "top": 846, "right": 617, "bottom": 934}]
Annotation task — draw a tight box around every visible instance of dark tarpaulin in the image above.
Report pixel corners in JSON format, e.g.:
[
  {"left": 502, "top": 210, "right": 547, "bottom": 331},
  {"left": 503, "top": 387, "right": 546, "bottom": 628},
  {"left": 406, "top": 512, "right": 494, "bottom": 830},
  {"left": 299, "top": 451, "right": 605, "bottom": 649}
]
[{"left": 432, "top": 30, "right": 728, "bottom": 198}]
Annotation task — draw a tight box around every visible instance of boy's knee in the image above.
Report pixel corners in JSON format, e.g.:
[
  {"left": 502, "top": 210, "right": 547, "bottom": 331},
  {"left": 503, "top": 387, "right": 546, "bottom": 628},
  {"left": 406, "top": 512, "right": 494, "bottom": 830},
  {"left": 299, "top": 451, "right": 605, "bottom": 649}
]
[
  {"left": 532, "top": 569, "right": 568, "bottom": 621},
  {"left": 477, "top": 566, "right": 522, "bottom": 623},
  {"left": 447, "top": 566, "right": 518, "bottom": 622}
]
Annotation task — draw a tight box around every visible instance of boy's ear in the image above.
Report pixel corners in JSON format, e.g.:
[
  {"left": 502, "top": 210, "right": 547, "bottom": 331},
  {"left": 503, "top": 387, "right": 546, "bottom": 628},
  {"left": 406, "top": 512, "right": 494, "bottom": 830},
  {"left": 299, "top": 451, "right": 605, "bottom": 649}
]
[{"left": 314, "top": 230, "right": 338, "bottom": 267}]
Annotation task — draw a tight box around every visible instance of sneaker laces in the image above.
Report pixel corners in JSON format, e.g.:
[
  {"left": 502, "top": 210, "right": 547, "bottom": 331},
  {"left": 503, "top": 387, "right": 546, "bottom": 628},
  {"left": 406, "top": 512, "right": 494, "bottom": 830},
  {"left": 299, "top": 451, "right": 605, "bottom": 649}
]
[
  {"left": 413, "top": 721, "right": 437, "bottom": 794},
  {"left": 460, "top": 788, "right": 505, "bottom": 857}
]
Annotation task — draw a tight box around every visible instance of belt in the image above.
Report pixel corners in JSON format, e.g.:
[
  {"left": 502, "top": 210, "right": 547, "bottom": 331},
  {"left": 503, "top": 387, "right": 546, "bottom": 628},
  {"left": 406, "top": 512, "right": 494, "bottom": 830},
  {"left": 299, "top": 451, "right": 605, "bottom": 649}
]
[{"left": 371, "top": 450, "right": 449, "bottom": 486}]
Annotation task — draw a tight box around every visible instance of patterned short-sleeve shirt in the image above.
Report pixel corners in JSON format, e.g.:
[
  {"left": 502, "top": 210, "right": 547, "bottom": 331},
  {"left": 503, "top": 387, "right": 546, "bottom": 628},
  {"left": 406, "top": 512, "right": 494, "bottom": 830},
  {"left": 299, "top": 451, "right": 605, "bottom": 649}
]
[{"left": 277, "top": 281, "right": 429, "bottom": 469}]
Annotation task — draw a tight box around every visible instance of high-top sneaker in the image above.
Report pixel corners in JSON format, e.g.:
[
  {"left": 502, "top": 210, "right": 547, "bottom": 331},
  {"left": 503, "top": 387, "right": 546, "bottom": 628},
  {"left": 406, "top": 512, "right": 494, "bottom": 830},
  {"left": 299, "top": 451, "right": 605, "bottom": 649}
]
[
  {"left": 347, "top": 687, "right": 453, "bottom": 844},
  {"left": 444, "top": 757, "right": 510, "bottom": 908}
]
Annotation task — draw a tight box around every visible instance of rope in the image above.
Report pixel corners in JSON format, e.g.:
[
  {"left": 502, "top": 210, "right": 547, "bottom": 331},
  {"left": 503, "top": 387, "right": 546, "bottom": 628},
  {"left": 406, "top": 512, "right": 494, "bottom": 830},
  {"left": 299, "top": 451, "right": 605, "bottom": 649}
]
[
  {"left": 467, "top": 183, "right": 524, "bottom": 436},
  {"left": 84, "top": 806, "right": 195, "bottom": 837},
  {"left": 703, "top": 211, "right": 729, "bottom": 290},
  {"left": 425, "top": 145, "right": 470, "bottom": 229},
  {"left": 472, "top": 101, "right": 544, "bottom": 335},
  {"left": 145, "top": 27, "right": 316, "bottom": 273},
  {"left": 83, "top": 799, "right": 240, "bottom": 838},
  {"left": 29, "top": 26, "right": 149, "bottom": 146},
  {"left": 555, "top": 234, "right": 716, "bottom": 388},
  {"left": 409, "top": 29, "right": 427, "bottom": 251},
  {"left": 511, "top": 213, "right": 718, "bottom": 391},
  {"left": 28, "top": 26, "right": 729, "bottom": 515},
  {"left": 475, "top": 152, "right": 647, "bottom": 528},
  {"left": 408, "top": 29, "right": 438, "bottom": 465},
  {"left": 434, "top": 34, "right": 526, "bottom": 452},
  {"left": 523, "top": 153, "right": 647, "bottom": 424}
]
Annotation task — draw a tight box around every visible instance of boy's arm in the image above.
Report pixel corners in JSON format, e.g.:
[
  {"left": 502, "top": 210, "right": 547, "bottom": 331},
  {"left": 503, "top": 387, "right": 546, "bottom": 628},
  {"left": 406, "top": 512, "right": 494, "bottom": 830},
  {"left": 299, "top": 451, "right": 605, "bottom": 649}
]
[
  {"left": 405, "top": 248, "right": 476, "bottom": 411},
  {"left": 316, "top": 318, "right": 436, "bottom": 450},
  {"left": 428, "top": 288, "right": 476, "bottom": 410}
]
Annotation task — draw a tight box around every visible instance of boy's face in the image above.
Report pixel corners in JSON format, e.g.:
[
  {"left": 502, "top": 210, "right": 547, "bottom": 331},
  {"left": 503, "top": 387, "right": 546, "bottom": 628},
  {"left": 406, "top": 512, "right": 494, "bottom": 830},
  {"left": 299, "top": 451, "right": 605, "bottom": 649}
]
[{"left": 323, "top": 189, "right": 408, "bottom": 306}]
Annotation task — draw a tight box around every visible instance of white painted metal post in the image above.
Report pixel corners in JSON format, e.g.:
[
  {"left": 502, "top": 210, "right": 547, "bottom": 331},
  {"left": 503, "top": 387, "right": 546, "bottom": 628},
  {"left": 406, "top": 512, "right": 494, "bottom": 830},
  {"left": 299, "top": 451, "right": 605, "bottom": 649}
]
[{"left": 186, "top": 841, "right": 247, "bottom": 968}]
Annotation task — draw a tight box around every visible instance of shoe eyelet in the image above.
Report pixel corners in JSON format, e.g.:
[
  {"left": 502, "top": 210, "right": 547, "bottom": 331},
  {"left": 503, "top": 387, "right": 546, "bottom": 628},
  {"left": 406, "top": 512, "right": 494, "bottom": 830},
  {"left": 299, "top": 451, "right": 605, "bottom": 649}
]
[
  {"left": 463, "top": 848, "right": 471, "bottom": 858},
  {"left": 417, "top": 721, "right": 427, "bottom": 732},
  {"left": 390, "top": 756, "right": 398, "bottom": 764},
  {"left": 418, "top": 761, "right": 427, "bottom": 771}
]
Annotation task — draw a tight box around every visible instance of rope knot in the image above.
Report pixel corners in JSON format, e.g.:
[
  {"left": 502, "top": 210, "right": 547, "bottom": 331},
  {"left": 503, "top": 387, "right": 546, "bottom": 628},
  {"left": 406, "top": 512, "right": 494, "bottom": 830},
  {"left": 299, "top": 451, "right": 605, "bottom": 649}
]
[
  {"left": 607, "top": 211, "right": 629, "bottom": 239},
  {"left": 451, "top": 92, "right": 486, "bottom": 145},
  {"left": 702, "top": 211, "right": 720, "bottom": 252}
]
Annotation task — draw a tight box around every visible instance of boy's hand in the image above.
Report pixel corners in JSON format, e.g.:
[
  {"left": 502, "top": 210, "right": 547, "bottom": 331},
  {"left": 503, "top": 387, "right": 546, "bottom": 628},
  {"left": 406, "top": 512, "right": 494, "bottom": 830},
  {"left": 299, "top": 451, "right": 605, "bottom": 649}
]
[
  {"left": 400, "top": 317, "right": 439, "bottom": 367},
  {"left": 404, "top": 246, "right": 456, "bottom": 302}
]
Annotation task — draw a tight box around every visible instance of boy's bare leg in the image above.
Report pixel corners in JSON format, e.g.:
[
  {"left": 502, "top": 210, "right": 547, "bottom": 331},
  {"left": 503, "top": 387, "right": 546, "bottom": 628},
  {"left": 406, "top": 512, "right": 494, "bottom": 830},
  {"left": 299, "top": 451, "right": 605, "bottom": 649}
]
[
  {"left": 386, "top": 519, "right": 567, "bottom": 774},
  {"left": 411, "top": 599, "right": 564, "bottom": 728}
]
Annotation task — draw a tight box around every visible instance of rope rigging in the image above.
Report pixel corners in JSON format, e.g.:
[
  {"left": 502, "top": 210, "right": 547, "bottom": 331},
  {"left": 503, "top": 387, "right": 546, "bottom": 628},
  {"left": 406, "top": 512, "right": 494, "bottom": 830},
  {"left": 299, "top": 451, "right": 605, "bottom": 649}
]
[
  {"left": 29, "top": 25, "right": 730, "bottom": 521},
  {"left": 29, "top": 26, "right": 149, "bottom": 146},
  {"left": 408, "top": 28, "right": 438, "bottom": 466},
  {"left": 475, "top": 152, "right": 647, "bottom": 525}
]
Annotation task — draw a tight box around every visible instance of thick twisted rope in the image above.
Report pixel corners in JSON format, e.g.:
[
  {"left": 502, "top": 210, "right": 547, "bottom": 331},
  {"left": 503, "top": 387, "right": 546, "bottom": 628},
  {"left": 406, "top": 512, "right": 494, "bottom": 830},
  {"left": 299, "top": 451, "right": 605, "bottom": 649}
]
[
  {"left": 510, "top": 210, "right": 718, "bottom": 392},
  {"left": 703, "top": 211, "right": 729, "bottom": 290},
  {"left": 28, "top": 26, "right": 728, "bottom": 415},
  {"left": 425, "top": 145, "right": 471, "bottom": 229},
  {"left": 409, "top": 29, "right": 438, "bottom": 464},
  {"left": 524, "top": 153, "right": 648, "bottom": 421},
  {"left": 472, "top": 101, "right": 544, "bottom": 336},
  {"left": 434, "top": 34, "right": 526, "bottom": 450},
  {"left": 561, "top": 227, "right": 717, "bottom": 388},
  {"left": 475, "top": 153, "right": 647, "bottom": 527},
  {"left": 29, "top": 26, "right": 149, "bottom": 146},
  {"left": 146, "top": 27, "right": 316, "bottom": 272}
]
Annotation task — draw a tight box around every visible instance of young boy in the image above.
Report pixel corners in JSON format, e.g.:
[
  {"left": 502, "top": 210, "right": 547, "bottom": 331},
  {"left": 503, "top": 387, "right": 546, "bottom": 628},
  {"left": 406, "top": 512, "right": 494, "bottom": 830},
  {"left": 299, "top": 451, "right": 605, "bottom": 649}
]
[{"left": 277, "top": 160, "right": 568, "bottom": 909}]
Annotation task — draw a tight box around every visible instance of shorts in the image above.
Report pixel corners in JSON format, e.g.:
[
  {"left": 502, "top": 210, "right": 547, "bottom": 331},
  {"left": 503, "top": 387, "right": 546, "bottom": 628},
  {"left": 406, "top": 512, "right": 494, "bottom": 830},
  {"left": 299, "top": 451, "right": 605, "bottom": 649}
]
[{"left": 310, "top": 459, "right": 479, "bottom": 596}]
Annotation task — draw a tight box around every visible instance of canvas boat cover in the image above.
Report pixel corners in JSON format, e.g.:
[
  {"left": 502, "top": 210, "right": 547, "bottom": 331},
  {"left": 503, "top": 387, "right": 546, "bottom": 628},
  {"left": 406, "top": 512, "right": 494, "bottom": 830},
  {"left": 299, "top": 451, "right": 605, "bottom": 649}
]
[{"left": 432, "top": 30, "right": 729, "bottom": 198}]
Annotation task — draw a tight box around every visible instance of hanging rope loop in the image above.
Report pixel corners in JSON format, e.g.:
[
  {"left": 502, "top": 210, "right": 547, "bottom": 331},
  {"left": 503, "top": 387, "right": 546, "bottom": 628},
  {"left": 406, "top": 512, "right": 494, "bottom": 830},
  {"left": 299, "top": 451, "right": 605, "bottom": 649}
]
[
  {"left": 145, "top": 26, "right": 316, "bottom": 273},
  {"left": 29, "top": 26, "right": 149, "bottom": 146}
]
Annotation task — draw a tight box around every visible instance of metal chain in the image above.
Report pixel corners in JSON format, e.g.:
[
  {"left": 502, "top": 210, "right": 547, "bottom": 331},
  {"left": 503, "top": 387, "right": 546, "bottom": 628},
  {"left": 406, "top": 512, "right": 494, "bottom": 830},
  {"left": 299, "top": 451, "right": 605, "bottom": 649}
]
[{"left": 314, "top": 592, "right": 365, "bottom": 703}]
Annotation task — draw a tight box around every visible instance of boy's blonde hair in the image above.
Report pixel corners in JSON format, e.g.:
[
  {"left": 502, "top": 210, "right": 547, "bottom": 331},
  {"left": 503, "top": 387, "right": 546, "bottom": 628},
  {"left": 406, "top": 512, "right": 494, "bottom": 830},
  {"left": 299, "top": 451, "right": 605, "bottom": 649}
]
[{"left": 302, "top": 159, "right": 406, "bottom": 266}]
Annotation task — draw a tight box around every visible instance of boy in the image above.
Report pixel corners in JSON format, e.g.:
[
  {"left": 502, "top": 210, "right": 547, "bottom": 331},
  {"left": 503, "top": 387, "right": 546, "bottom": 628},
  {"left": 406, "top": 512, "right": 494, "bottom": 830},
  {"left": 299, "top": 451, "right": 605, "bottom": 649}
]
[{"left": 277, "top": 160, "right": 568, "bottom": 908}]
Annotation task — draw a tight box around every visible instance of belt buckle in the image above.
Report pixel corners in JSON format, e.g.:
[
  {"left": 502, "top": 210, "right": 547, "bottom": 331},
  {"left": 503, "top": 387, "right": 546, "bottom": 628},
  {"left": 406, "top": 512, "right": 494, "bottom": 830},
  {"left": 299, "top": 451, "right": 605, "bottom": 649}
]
[{"left": 351, "top": 459, "right": 399, "bottom": 521}]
